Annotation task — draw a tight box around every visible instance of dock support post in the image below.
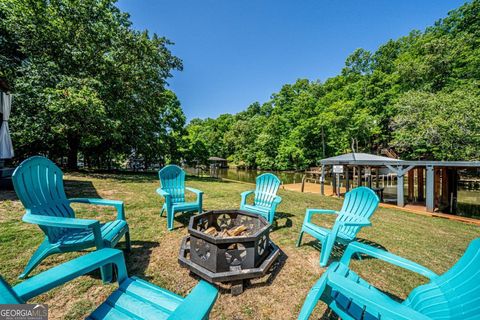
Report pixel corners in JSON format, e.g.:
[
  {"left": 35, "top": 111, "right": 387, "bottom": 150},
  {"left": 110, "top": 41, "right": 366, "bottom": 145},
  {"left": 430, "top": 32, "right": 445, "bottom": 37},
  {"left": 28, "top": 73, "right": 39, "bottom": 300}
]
[
  {"left": 386, "top": 164, "right": 415, "bottom": 208},
  {"left": 441, "top": 167, "right": 448, "bottom": 209},
  {"left": 397, "top": 172, "right": 404, "bottom": 207},
  {"left": 434, "top": 168, "right": 441, "bottom": 208},
  {"left": 417, "top": 168, "right": 424, "bottom": 201},
  {"left": 367, "top": 167, "right": 372, "bottom": 188},
  {"left": 426, "top": 165, "right": 434, "bottom": 212},
  {"left": 320, "top": 165, "right": 325, "bottom": 195},
  {"left": 346, "top": 167, "right": 350, "bottom": 192},
  {"left": 332, "top": 172, "right": 337, "bottom": 196},
  {"left": 357, "top": 166, "right": 362, "bottom": 186},
  {"left": 408, "top": 169, "right": 415, "bottom": 202}
]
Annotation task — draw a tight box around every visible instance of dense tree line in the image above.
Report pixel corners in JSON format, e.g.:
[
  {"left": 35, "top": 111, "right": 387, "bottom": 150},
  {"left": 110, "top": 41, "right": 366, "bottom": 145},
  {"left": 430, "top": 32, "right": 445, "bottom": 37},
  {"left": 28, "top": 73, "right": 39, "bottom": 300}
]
[
  {"left": 0, "top": 0, "right": 185, "bottom": 169},
  {"left": 183, "top": 0, "right": 480, "bottom": 169},
  {"left": 1, "top": 1, "right": 479, "bottom": 171}
]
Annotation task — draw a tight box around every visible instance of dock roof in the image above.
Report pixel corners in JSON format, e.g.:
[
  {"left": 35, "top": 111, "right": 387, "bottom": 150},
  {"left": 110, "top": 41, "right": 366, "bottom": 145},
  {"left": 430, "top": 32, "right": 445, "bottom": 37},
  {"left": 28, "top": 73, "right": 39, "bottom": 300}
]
[{"left": 320, "top": 153, "right": 480, "bottom": 168}]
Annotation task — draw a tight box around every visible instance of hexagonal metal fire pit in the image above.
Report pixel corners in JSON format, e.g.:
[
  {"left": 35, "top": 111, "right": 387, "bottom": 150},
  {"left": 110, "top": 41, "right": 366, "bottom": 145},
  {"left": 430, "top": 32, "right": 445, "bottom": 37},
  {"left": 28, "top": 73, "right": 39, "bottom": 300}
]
[{"left": 178, "top": 210, "right": 280, "bottom": 294}]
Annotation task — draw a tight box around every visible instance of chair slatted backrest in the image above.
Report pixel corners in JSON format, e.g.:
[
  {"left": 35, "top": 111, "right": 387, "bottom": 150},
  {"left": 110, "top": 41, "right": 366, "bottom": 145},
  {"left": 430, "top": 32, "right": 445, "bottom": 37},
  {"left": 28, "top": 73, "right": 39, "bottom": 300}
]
[
  {"left": 254, "top": 173, "right": 281, "bottom": 208},
  {"left": 336, "top": 187, "right": 379, "bottom": 240},
  {"left": 159, "top": 165, "right": 186, "bottom": 203},
  {"left": 12, "top": 156, "right": 74, "bottom": 242},
  {"left": 404, "top": 238, "right": 480, "bottom": 319}
]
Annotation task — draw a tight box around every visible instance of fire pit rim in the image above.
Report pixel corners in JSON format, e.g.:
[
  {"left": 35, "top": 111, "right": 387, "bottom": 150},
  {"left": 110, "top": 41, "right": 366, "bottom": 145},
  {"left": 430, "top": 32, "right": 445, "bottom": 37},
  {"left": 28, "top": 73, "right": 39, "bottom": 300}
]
[{"left": 188, "top": 209, "right": 271, "bottom": 244}]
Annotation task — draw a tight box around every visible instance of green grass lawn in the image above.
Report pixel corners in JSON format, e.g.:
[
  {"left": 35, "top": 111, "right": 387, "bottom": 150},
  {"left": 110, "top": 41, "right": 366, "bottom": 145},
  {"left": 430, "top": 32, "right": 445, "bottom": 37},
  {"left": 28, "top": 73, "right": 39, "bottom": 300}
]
[{"left": 0, "top": 172, "right": 479, "bottom": 319}]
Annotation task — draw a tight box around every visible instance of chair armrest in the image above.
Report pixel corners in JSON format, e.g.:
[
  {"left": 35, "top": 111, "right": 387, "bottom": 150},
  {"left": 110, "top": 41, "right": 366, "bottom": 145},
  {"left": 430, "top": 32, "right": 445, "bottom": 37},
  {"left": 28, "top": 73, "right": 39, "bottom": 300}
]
[
  {"left": 156, "top": 187, "right": 171, "bottom": 198},
  {"left": 156, "top": 188, "right": 172, "bottom": 209},
  {"left": 23, "top": 214, "right": 104, "bottom": 250},
  {"left": 340, "top": 242, "right": 438, "bottom": 280},
  {"left": 23, "top": 213, "right": 99, "bottom": 229},
  {"left": 337, "top": 218, "right": 371, "bottom": 227},
  {"left": 240, "top": 190, "right": 254, "bottom": 205},
  {"left": 326, "top": 272, "right": 431, "bottom": 320},
  {"left": 185, "top": 187, "right": 203, "bottom": 195},
  {"left": 169, "top": 280, "right": 218, "bottom": 320},
  {"left": 69, "top": 198, "right": 125, "bottom": 220},
  {"left": 305, "top": 209, "right": 338, "bottom": 222},
  {"left": 241, "top": 190, "right": 254, "bottom": 197},
  {"left": 13, "top": 249, "right": 127, "bottom": 301},
  {"left": 273, "top": 195, "right": 282, "bottom": 205}
]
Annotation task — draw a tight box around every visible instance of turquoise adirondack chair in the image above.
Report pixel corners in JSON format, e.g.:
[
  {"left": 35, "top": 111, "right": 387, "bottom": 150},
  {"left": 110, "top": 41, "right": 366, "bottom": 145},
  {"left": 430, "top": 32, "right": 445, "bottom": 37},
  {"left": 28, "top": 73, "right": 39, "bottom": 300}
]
[
  {"left": 240, "top": 173, "right": 282, "bottom": 224},
  {"left": 298, "top": 238, "right": 480, "bottom": 320},
  {"left": 297, "top": 186, "right": 379, "bottom": 266},
  {"left": 157, "top": 165, "right": 203, "bottom": 231},
  {"left": 12, "top": 156, "right": 130, "bottom": 279},
  {"left": 0, "top": 248, "right": 219, "bottom": 319}
]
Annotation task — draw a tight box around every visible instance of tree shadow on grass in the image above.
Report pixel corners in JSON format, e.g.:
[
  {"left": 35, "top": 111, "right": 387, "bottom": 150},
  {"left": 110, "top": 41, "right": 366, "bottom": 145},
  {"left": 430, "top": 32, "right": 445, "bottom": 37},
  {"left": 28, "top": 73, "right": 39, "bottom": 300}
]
[
  {"left": 0, "top": 189, "right": 17, "bottom": 201},
  {"left": 125, "top": 240, "right": 160, "bottom": 281},
  {"left": 85, "top": 240, "right": 159, "bottom": 282},
  {"left": 170, "top": 211, "right": 197, "bottom": 230},
  {"left": 272, "top": 212, "right": 294, "bottom": 231},
  {"left": 319, "top": 308, "right": 338, "bottom": 319},
  {"left": 0, "top": 179, "right": 102, "bottom": 201},
  {"left": 71, "top": 170, "right": 158, "bottom": 183},
  {"left": 246, "top": 248, "right": 288, "bottom": 290},
  {"left": 64, "top": 179, "right": 102, "bottom": 198},
  {"left": 301, "top": 237, "right": 388, "bottom": 264}
]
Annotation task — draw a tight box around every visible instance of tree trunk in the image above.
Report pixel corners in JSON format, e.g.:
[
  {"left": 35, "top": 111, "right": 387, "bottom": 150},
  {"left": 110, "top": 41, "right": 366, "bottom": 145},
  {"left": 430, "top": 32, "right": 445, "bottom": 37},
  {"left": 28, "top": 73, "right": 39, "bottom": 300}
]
[
  {"left": 321, "top": 127, "right": 326, "bottom": 158},
  {"left": 67, "top": 135, "right": 79, "bottom": 170}
]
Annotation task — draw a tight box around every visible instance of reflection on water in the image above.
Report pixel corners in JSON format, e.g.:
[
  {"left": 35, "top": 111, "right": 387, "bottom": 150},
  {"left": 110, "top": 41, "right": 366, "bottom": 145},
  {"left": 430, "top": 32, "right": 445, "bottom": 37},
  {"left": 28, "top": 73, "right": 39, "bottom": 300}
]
[
  {"left": 217, "top": 168, "right": 305, "bottom": 185},
  {"left": 184, "top": 166, "right": 305, "bottom": 184},
  {"left": 186, "top": 167, "right": 480, "bottom": 218}
]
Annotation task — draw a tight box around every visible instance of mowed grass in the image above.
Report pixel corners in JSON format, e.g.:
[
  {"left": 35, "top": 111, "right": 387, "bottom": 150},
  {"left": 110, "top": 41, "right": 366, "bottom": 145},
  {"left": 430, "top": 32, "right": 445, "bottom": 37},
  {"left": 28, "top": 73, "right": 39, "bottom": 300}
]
[{"left": 0, "top": 172, "right": 479, "bottom": 319}]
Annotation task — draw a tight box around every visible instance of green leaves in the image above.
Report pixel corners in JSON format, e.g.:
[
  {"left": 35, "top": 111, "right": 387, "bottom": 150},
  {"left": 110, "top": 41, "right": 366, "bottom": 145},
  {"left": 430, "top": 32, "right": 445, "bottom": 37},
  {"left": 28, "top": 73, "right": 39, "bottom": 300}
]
[
  {"left": 391, "top": 88, "right": 480, "bottom": 160},
  {"left": 3, "top": 0, "right": 480, "bottom": 168},
  {"left": 2, "top": 0, "right": 183, "bottom": 168},
  {"left": 184, "top": 0, "right": 480, "bottom": 169}
]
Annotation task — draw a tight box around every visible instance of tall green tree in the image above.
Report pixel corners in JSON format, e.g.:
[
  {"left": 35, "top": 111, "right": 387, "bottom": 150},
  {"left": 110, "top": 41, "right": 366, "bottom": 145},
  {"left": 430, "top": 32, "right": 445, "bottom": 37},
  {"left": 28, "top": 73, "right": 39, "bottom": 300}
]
[
  {"left": 1, "top": 0, "right": 183, "bottom": 168},
  {"left": 391, "top": 88, "right": 480, "bottom": 160},
  {"left": 184, "top": 0, "right": 480, "bottom": 169}
]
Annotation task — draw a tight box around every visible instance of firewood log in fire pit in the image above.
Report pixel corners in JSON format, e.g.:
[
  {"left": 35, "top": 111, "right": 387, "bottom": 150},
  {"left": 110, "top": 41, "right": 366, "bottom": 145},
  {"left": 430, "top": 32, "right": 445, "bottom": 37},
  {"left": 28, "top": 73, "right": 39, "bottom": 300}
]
[
  {"left": 202, "top": 225, "right": 250, "bottom": 237},
  {"left": 204, "top": 227, "right": 217, "bottom": 236},
  {"left": 226, "top": 225, "right": 248, "bottom": 236}
]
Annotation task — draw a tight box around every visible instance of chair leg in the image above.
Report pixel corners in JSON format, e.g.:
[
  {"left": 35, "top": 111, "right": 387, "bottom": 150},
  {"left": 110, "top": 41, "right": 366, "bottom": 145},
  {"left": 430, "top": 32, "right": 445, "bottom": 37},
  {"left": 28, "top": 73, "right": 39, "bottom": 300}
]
[
  {"left": 269, "top": 212, "right": 275, "bottom": 225},
  {"left": 298, "top": 273, "right": 329, "bottom": 320},
  {"left": 167, "top": 209, "right": 174, "bottom": 231},
  {"left": 160, "top": 204, "right": 165, "bottom": 217},
  {"left": 356, "top": 252, "right": 363, "bottom": 261},
  {"left": 19, "top": 239, "right": 54, "bottom": 279},
  {"left": 100, "top": 264, "right": 113, "bottom": 283},
  {"left": 320, "top": 236, "right": 335, "bottom": 267},
  {"left": 296, "top": 231, "right": 304, "bottom": 247}
]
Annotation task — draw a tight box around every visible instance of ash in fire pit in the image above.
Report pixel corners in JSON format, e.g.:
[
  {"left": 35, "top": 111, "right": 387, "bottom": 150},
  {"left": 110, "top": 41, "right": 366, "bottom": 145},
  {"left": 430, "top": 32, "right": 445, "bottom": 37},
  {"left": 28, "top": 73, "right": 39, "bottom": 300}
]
[{"left": 178, "top": 210, "right": 280, "bottom": 295}]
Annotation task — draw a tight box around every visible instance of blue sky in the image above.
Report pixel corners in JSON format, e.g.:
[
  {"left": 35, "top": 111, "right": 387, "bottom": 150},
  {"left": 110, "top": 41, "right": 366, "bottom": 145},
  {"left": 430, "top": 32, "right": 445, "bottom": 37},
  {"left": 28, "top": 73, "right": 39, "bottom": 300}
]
[{"left": 117, "top": 0, "right": 466, "bottom": 121}]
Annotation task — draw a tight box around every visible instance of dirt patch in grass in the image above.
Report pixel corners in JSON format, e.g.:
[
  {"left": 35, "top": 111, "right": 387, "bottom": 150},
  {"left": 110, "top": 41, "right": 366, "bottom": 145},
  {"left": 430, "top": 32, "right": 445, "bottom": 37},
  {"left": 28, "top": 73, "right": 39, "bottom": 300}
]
[{"left": 0, "top": 173, "right": 479, "bottom": 319}]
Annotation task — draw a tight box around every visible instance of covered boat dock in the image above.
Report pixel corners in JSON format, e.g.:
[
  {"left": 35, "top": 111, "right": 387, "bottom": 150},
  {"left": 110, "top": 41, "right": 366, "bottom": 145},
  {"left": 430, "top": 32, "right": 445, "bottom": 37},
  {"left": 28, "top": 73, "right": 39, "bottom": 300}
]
[{"left": 319, "top": 153, "right": 480, "bottom": 214}]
